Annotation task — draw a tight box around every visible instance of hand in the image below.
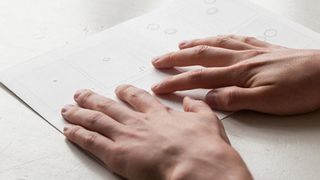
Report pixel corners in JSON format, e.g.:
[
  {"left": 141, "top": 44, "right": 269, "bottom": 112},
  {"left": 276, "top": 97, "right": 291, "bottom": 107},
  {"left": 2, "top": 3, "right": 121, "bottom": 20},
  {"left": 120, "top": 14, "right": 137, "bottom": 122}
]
[
  {"left": 61, "top": 85, "right": 252, "bottom": 180},
  {"left": 151, "top": 35, "right": 320, "bottom": 115}
]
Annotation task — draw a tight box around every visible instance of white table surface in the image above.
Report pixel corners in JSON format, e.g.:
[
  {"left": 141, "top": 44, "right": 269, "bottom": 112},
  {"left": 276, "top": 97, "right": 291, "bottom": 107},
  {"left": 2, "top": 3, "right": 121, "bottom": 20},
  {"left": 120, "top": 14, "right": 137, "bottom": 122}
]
[{"left": 0, "top": 0, "right": 319, "bottom": 179}]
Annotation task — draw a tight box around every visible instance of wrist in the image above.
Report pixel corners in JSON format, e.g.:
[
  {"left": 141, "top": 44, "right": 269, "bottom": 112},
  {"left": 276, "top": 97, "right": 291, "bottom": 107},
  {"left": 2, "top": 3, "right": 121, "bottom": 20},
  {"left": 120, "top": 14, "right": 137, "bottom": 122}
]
[
  {"left": 163, "top": 145, "right": 253, "bottom": 180},
  {"left": 309, "top": 50, "right": 320, "bottom": 107}
]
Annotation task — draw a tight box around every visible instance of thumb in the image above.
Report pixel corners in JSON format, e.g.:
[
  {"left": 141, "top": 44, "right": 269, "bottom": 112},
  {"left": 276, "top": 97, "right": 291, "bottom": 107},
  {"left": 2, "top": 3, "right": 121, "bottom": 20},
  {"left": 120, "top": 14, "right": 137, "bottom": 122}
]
[
  {"left": 183, "top": 96, "right": 231, "bottom": 145},
  {"left": 205, "top": 86, "right": 264, "bottom": 112},
  {"left": 182, "top": 96, "right": 213, "bottom": 115}
]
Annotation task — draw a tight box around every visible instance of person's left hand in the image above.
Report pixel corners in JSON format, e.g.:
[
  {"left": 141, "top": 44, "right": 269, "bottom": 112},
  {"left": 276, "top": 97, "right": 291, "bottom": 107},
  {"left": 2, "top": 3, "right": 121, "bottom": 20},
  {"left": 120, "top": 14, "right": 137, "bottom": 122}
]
[
  {"left": 151, "top": 35, "right": 320, "bottom": 115},
  {"left": 61, "top": 85, "right": 252, "bottom": 180}
]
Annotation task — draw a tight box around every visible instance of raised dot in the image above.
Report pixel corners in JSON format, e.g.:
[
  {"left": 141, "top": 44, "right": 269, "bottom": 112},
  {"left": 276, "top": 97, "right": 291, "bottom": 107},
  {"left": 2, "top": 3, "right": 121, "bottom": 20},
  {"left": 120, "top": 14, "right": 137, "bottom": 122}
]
[
  {"left": 206, "top": 7, "right": 219, "bottom": 15},
  {"left": 264, "top": 29, "right": 278, "bottom": 38},
  {"left": 139, "top": 66, "right": 147, "bottom": 72},
  {"left": 147, "top": 24, "right": 160, "bottom": 31},
  {"left": 83, "top": 27, "right": 89, "bottom": 33},
  {"left": 102, "top": 57, "right": 111, "bottom": 62},
  {"left": 164, "top": 28, "right": 177, "bottom": 35}
]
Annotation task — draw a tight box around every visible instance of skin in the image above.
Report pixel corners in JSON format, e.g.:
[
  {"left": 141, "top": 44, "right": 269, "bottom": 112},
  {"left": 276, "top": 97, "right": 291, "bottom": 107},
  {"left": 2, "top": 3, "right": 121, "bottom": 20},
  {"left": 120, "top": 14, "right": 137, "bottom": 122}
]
[
  {"left": 61, "top": 86, "right": 252, "bottom": 180},
  {"left": 61, "top": 35, "right": 320, "bottom": 179},
  {"left": 152, "top": 35, "right": 320, "bottom": 115}
]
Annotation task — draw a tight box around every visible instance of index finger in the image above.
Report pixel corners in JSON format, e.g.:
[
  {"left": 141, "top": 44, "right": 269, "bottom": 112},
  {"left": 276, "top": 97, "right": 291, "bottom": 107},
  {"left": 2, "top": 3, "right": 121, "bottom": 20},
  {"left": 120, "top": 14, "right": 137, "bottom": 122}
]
[
  {"left": 152, "top": 46, "right": 238, "bottom": 68},
  {"left": 116, "top": 85, "right": 168, "bottom": 113},
  {"left": 64, "top": 125, "right": 115, "bottom": 166},
  {"left": 152, "top": 67, "right": 243, "bottom": 94},
  {"left": 179, "top": 35, "right": 255, "bottom": 50}
]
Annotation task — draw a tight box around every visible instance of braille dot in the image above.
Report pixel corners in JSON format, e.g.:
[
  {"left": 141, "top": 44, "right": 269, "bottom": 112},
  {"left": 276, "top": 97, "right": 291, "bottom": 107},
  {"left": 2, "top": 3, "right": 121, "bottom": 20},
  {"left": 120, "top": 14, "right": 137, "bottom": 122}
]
[
  {"left": 147, "top": 24, "right": 160, "bottom": 31},
  {"left": 206, "top": 7, "right": 219, "bottom": 15},
  {"left": 164, "top": 28, "right": 177, "bottom": 35}
]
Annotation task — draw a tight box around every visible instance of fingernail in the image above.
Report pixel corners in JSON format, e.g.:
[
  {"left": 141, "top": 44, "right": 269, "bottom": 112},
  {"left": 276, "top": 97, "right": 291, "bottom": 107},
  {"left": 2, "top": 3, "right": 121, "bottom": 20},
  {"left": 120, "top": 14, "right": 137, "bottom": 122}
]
[
  {"left": 152, "top": 57, "right": 160, "bottom": 64},
  {"left": 179, "top": 40, "right": 189, "bottom": 48},
  {"left": 63, "top": 126, "right": 68, "bottom": 132},
  {"left": 61, "top": 104, "right": 73, "bottom": 114},
  {"left": 63, "top": 124, "right": 73, "bottom": 132},
  {"left": 206, "top": 92, "right": 219, "bottom": 108},
  {"left": 74, "top": 89, "right": 86, "bottom": 99},
  {"left": 151, "top": 83, "right": 159, "bottom": 90}
]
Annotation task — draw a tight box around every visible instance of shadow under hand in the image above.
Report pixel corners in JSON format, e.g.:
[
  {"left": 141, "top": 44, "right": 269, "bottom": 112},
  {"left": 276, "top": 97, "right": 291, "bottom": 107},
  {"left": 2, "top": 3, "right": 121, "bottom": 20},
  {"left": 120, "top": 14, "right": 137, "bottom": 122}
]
[
  {"left": 224, "top": 110, "right": 320, "bottom": 179},
  {"left": 64, "top": 139, "right": 125, "bottom": 180},
  {"left": 227, "top": 110, "right": 320, "bottom": 130},
  {"left": 223, "top": 109, "right": 320, "bottom": 146}
]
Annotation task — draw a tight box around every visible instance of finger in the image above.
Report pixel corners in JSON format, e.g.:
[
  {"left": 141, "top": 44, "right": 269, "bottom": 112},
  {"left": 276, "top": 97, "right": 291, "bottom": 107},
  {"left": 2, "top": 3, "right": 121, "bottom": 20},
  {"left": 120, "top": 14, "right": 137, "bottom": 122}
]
[
  {"left": 115, "top": 84, "right": 167, "bottom": 113},
  {"left": 183, "top": 96, "right": 213, "bottom": 115},
  {"left": 179, "top": 35, "right": 255, "bottom": 50},
  {"left": 61, "top": 105, "right": 125, "bottom": 139},
  {"left": 64, "top": 124, "right": 114, "bottom": 166},
  {"left": 152, "top": 45, "right": 240, "bottom": 68},
  {"left": 74, "top": 89, "right": 137, "bottom": 124},
  {"left": 227, "top": 35, "right": 273, "bottom": 48},
  {"left": 182, "top": 96, "right": 231, "bottom": 145},
  {"left": 205, "top": 86, "right": 266, "bottom": 112},
  {"left": 152, "top": 67, "right": 242, "bottom": 94}
]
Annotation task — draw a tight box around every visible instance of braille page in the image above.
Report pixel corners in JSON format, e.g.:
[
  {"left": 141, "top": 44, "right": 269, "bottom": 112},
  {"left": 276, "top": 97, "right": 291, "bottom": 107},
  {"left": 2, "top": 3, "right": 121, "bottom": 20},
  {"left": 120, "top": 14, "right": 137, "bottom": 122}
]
[{"left": 1, "top": 0, "right": 320, "bottom": 131}]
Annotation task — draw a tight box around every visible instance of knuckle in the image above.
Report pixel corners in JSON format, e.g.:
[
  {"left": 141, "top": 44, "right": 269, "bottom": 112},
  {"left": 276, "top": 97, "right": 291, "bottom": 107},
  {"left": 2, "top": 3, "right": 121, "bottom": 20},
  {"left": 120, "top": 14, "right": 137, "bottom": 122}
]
[
  {"left": 194, "top": 45, "right": 210, "bottom": 56},
  {"left": 188, "top": 69, "right": 205, "bottom": 82},
  {"left": 149, "top": 105, "right": 171, "bottom": 114},
  {"left": 96, "top": 99, "right": 114, "bottom": 112},
  {"left": 68, "top": 126, "right": 82, "bottom": 139},
  {"left": 126, "top": 115, "right": 145, "bottom": 125},
  {"left": 85, "top": 112, "right": 104, "bottom": 127},
  {"left": 112, "top": 144, "right": 126, "bottom": 154},
  {"left": 230, "top": 64, "right": 252, "bottom": 87},
  {"left": 224, "top": 34, "right": 236, "bottom": 39},
  {"left": 245, "top": 49, "right": 267, "bottom": 57},
  {"left": 215, "top": 35, "right": 231, "bottom": 46},
  {"left": 82, "top": 133, "right": 98, "bottom": 148},
  {"left": 222, "top": 89, "right": 237, "bottom": 107},
  {"left": 122, "top": 130, "right": 140, "bottom": 139},
  {"left": 127, "top": 89, "right": 146, "bottom": 100},
  {"left": 167, "top": 52, "right": 176, "bottom": 63},
  {"left": 231, "top": 56, "right": 267, "bottom": 87},
  {"left": 242, "top": 36, "right": 257, "bottom": 44}
]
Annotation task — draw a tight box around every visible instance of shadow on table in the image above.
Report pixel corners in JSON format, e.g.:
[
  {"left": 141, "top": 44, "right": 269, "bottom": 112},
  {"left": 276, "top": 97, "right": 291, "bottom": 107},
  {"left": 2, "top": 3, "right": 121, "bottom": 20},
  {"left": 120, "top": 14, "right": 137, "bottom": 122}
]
[
  {"left": 64, "top": 139, "right": 126, "bottom": 180},
  {"left": 223, "top": 109, "right": 320, "bottom": 144},
  {"left": 227, "top": 109, "right": 320, "bottom": 129}
]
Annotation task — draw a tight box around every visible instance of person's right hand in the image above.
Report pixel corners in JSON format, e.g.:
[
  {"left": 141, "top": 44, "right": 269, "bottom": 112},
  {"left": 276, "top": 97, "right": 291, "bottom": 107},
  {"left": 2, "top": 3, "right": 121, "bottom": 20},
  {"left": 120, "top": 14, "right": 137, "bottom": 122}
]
[
  {"left": 61, "top": 86, "right": 252, "bottom": 180},
  {"left": 151, "top": 35, "right": 320, "bottom": 115}
]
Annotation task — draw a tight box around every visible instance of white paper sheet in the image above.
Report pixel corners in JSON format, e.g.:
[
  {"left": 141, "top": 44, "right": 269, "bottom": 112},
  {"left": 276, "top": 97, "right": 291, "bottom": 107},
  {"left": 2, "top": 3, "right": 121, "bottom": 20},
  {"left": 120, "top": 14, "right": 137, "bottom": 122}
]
[{"left": 1, "top": 0, "right": 320, "bottom": 131}]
